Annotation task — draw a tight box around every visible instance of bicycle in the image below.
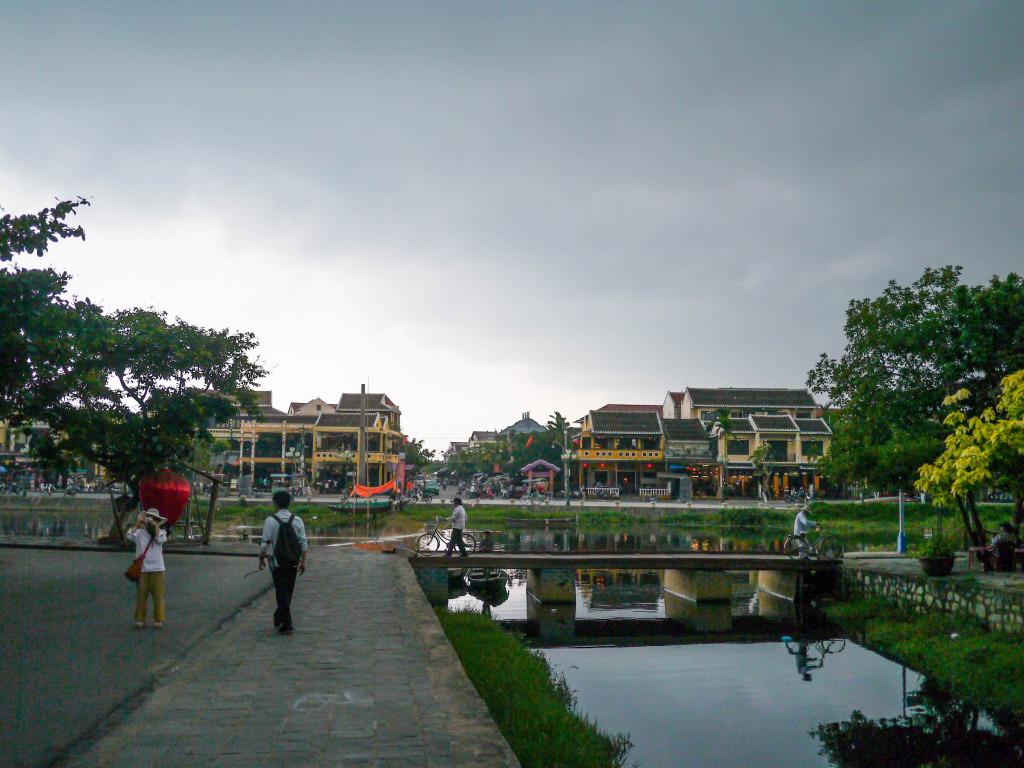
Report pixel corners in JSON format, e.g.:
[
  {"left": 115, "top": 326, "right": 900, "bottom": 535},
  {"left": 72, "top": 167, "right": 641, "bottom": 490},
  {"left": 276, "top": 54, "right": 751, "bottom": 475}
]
[
  {"left": 416, "top": 516, "right": 477, "bottom": 556},
  {"left": 783, "top": 526, "right": 844, "bottom": 560}
]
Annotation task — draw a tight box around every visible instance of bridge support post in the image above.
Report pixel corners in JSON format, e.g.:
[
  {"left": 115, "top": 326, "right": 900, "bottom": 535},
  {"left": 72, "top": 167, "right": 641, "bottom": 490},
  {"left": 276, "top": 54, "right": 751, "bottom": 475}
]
[
  {"left": 662, "top": 591, "right": 732, "bottom": 631},
  {"left": 526, "top": 568, "right": 576, "bottom": 603},
  {"left": 757, "top": 570, "right": 798, "bottom": 601},
  {"left": 527, "top": 593, "right": 576, "bottom": 643},
  {"left": 413, "top": 566, "right": 450, "bottom": 606},
  {"left": 662, "top": 569, "right": 731, "bottom": 601}
]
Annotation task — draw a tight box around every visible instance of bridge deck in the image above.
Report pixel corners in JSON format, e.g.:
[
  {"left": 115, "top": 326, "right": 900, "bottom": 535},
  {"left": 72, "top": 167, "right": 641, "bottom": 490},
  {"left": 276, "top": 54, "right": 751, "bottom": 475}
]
[{"left": 404, "top": 551, "right": 838, "bottom": 571}]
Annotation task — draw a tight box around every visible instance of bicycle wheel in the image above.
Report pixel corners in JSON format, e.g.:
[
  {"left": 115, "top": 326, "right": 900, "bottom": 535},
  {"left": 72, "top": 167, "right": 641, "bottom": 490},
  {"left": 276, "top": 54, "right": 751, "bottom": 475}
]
[
  {"left": 462, "top": 532, "right": 478, "bottom": 553},
  {"left": 416, "top": 533, "right": 441, "bottom": 556},
  {"left": 817, "top": 536, "right": 844, "bottom": 560},
  {"left": 782, "top": 536, "right": 801, "bottom": 559}
]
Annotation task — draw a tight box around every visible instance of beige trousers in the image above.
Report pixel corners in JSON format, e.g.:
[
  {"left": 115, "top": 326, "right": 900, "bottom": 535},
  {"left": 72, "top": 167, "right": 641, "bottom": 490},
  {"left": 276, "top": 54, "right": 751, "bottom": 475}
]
[{"left": 134, "top": 571, "right": 166, "bottom": 623}]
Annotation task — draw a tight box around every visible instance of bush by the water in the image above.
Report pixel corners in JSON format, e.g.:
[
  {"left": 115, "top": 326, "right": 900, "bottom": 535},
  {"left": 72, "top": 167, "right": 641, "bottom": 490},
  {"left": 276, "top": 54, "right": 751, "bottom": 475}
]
[
  {"left": 827, "top": 597, "right": 1024, "bottom": 716},
  {"left": 438, "top": 609, "right": 631, "bottom": 768}
]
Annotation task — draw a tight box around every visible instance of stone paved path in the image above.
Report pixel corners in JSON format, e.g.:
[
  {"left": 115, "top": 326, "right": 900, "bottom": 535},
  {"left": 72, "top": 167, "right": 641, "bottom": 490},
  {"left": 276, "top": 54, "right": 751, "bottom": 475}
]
[{"left": 69, "top": 548, "right": 519, "bottom": 768}]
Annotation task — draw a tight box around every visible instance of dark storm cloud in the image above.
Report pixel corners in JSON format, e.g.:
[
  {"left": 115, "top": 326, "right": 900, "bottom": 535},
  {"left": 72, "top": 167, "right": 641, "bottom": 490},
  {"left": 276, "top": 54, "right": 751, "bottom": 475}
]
[{"left": 2, "top": 1, "right": 1022, "bottom": 412}]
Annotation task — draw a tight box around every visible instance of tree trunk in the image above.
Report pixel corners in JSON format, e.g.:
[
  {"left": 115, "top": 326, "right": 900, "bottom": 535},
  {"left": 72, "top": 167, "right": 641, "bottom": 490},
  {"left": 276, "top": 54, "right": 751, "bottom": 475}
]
[
  {"left": 107, "top": 488, "right": 130, "bottom": 548},
  {"left": 202, "top": 479, "right": 220, "bottom": 544},
  {"left": 956, "top": 495, "right": 984, "bottom": 547},
  {"left": 966, "top": 490, "right": 986, "bottom": 542},
  {"left": 1014, "top": 493, "right": 1024, "bottom": 532}
]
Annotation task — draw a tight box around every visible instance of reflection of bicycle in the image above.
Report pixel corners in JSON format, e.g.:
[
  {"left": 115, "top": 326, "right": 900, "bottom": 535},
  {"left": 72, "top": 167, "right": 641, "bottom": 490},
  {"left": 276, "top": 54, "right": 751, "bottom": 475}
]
[
  {"left": 783, "top": 527, "right": 844, "bottom": 560},
  {"left": 785, "top": 638, "right": 846, "bottom": 681},
  {"left": 417, "top": 516, "right": 478, "bottom": 556}
]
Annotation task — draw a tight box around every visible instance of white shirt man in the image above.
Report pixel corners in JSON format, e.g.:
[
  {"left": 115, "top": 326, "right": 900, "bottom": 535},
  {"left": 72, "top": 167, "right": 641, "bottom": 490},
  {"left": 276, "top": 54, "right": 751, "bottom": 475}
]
[{"left": 445, "top": 497, "right": 469, "bottom": 557}]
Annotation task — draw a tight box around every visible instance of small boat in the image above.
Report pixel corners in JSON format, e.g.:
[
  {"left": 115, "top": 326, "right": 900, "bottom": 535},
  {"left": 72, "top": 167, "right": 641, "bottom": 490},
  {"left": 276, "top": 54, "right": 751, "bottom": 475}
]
[{"left": 464, "top": 567, "right": 510, "bottom": 590}]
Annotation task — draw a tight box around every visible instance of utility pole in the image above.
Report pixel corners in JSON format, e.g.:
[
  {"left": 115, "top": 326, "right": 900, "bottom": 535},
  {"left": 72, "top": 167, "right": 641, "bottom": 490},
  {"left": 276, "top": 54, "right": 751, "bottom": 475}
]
[
  {"left": 562, "top": 422, "right": 571, "bottom": 508},
  {"left": 358, "top": 384, "right": 368, "bottom": 485}
]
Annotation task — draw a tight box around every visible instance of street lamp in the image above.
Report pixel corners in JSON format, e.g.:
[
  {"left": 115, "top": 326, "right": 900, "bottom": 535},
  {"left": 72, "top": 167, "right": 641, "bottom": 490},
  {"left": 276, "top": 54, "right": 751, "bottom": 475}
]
[{"left": 557, "top": 423, "right": 574, "bottom": 508}]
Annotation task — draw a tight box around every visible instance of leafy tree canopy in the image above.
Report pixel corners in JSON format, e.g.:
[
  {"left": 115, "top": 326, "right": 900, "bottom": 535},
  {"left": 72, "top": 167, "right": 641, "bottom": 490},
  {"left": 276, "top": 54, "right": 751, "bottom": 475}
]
[
  {"left": 918, "top": 370, "right": 1024, "bottom": 535},
  {"left": 808, "top": 266, "right": 1024, "bottom": 490},
  {"left": 1, "top": 200, "right": 266, "bottom": 501}
]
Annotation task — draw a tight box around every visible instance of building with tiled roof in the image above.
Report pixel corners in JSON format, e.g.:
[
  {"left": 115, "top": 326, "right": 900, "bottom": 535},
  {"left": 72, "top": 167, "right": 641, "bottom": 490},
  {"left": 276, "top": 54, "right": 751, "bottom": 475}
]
[
  {"left": 288, "top": 398, "right": 336, "bottom": 416},
  {"left": 595, "top": 403, "right": 663, "bottom": 413},
  {"left": 497, "top": 412, "right": 546, "bottom": 438},
  {"left": 468, "top": 430, "right": 498, "bottom": 448},
  {"left": 575, "top": 410, "right": 664, "bottom": 495},
  {"left": 209, "top": 390, "right": 405, "bottom": 491},
  {"left": 665, "top": 387, "right": 820, "bottom": 423}
]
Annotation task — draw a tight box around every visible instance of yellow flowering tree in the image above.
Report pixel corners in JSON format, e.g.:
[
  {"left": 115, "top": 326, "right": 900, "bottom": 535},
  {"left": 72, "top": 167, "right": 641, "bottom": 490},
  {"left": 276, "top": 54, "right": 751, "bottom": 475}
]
[{"left": 918, "top": 370, "right": 1024, "bottom": 545}]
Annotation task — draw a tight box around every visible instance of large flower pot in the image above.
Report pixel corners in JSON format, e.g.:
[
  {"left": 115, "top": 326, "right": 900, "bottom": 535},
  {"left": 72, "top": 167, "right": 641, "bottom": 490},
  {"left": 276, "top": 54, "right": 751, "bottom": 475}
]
[
  {"left": 918, "top": 556, "right": 955, "bottom": 577},
  {"left": 139, "top": 470, "right": 191, "bottom": 526}
]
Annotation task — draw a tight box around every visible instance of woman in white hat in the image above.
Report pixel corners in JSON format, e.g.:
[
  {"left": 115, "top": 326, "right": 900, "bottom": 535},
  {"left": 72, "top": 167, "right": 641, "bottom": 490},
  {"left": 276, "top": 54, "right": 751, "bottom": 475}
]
[{"left": 127, "top": 508, "right": 169, "bottom": 628}]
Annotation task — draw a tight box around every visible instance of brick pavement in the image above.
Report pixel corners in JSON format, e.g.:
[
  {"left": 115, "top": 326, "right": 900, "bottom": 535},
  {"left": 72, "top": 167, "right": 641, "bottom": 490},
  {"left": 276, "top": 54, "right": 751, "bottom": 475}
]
[{"left": 68, "top": 548, "right": 520, "bottom": 768}]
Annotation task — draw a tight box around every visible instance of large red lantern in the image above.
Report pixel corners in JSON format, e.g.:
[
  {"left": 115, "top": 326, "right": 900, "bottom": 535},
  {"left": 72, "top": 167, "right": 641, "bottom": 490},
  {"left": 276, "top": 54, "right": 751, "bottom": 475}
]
[{"left": 139, "top": 470, "right": 191, "bottom": 526}]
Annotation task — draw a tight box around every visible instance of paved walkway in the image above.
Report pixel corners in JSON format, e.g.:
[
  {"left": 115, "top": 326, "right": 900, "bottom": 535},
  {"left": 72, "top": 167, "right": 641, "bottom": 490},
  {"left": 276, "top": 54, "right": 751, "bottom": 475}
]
[{"left": 67, "top": 548, "right": 519, "bottom": 768}]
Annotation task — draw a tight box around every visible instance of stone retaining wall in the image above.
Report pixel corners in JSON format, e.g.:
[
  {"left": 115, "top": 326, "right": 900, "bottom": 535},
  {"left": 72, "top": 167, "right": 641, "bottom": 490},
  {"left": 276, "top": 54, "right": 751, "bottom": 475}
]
[{"left": 841, "top": 566, "right": 1024, "bottom": 635}]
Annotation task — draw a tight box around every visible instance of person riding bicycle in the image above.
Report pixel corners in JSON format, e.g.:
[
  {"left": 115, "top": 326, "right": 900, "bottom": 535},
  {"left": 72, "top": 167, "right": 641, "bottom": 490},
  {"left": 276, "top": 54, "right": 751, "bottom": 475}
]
[
  {"left": 444, "top": 497, "right": 469, "bottom": 557},
  {"left": 792, "top": 506, "right": 819, "bottom": 559}
]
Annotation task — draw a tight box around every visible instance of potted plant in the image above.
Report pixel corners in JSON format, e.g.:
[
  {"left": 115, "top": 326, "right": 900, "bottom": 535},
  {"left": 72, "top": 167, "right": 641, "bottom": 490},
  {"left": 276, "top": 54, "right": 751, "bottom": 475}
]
[{"left": 916, "top": 535, "right": 957, "bottom": 577}]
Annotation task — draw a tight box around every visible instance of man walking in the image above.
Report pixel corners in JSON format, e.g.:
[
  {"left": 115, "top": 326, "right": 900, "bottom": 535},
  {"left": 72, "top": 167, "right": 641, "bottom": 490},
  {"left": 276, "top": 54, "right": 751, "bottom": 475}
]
[
  {"left": 445, "top": 496, "right": 469, "bottom": 557},
  {"left": 259, "top": 490, "right": 308, "bottom": 634}
]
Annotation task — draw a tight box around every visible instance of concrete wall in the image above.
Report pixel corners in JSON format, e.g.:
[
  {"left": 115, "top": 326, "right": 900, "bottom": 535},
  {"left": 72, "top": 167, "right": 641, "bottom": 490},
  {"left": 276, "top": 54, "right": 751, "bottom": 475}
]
[{"left": 842, "top": 567, "right": 1024, "bottom": 635}]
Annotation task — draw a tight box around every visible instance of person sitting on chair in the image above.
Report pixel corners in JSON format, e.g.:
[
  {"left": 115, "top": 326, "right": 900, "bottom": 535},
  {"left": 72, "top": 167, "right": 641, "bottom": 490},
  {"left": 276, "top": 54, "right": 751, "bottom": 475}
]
[{"left": 983, "top": 522, "right": 1020, "bottom": 572}]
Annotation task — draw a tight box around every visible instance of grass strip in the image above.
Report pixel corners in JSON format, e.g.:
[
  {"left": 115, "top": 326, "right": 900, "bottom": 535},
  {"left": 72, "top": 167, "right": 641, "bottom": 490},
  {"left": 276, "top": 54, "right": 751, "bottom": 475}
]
[
  {"left": 437, "top": 609, "right": 632, "bottom": 768},
  {"left": 825, "top": 596, "right": 1024, "bottom": 716}
]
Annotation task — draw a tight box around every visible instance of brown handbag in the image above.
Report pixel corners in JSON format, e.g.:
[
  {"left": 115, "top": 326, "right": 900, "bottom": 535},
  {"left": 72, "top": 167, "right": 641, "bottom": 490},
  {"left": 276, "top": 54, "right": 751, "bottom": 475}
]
[{"left": 125, "top": 533, "right": 156, "bottom": 582}]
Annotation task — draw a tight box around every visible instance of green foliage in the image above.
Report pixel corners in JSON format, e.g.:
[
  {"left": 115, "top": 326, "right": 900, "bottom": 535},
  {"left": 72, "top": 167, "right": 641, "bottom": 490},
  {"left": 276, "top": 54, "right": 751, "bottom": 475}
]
[
  {"left": 826, "top": 597, "right": 1024, "bottom": 716},
  {"left": 438, "top": 609, "right": 631, "bottom": 768},
  {"left": 715, "top": 506, "right": 783, "bottom": 527},
  {"left": 0, "top": 200, "right": 266, "bottom": 503},
  {"left": 919, "top": 370, "right": 1024, "bottom": 530},
  {"left": 0, "top": 199, "right": 107, "bottom": 425},
  {"left": 914, "top": 535, "right": 957, "bottom": 559},
  {"left": 808, "top": 266, "right": 1024, "bottom": 490}
]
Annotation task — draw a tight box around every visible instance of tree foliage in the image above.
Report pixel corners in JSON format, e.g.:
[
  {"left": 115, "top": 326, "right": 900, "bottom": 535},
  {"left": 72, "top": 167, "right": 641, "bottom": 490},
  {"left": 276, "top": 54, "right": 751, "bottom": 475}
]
[
  {"left": 918, "top": 370, "right": 1024, "bottom": 537},
  {"left": 808, "top": 266, "right": 1024, "bottom": 490},
  {"left": 1, "top": 200, "right": 266, "bottom": 503}
]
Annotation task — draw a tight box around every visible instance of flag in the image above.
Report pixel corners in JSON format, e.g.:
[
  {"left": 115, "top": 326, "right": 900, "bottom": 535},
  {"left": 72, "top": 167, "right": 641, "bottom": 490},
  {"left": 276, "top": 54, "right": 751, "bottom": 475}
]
[{"left": 525, "top": 435, "right": 533, "bottom": 448}]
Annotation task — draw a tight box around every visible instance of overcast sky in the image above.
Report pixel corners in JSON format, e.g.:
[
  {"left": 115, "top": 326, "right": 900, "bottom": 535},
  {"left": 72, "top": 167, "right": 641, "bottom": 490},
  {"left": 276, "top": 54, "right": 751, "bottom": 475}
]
[{"left": 3, "top": 2, "right": 1022, "bottom": 452}]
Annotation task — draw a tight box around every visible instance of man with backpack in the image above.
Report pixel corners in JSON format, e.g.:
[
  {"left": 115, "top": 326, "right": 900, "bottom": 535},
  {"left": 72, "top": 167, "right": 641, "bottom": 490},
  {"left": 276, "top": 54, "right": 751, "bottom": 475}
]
[{"left": 258, "top": 490, "right": 309, "bottom": 634}]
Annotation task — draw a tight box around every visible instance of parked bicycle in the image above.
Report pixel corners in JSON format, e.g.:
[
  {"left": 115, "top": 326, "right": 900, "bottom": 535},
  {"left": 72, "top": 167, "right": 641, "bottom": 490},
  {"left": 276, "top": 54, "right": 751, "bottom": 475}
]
[
  {"left": 783, "top": 526, "right": 845, "bottom": 560},
  {"left": 416, "top": 516, "right": 478, "bottom": 556}
]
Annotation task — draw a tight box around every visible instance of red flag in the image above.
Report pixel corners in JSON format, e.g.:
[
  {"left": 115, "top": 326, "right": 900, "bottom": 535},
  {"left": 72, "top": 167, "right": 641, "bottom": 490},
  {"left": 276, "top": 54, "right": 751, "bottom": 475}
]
[{"left": 525, "top": 435, "right": 533, "bottom": 447}]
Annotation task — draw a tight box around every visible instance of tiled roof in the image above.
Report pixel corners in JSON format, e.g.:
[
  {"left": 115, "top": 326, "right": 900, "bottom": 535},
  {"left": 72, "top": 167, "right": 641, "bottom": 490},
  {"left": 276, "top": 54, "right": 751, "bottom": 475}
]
[
  {"left": 795, "top": 418, "right": 833, "bottom": 435},
  {"left": 663, "top": 419, "right": 707, "bottom": 442},
  {"left": 336, "top": 393, "right": 400, "bottom": 412},
  {"left": 590, "top": 410, "right": 662, "bottom": 435},
  {"left": 749, "top": 414, "right": 799, "bottom": 432},
  {"left": 686, "top": 387, "right": 818, "bottom": 409},
  {"left": 315, "top": 413, "right": 377, "bottom": 428},
  {"left": 595, "top": 404, "right": 663, "bottom": 412},
  {"left": 288, "top": 401, "right": 305, "bottom": 413},
  {"left": 667, "top": 391, "right": 684, "bottom": 405},
  {"left": 258, "top": 405, "right": 285, "bottom": 417},
  {"left": 281, "top": 414, "right": 320, "bottom": 425},
  {"left": 470, "top": 431, "right": 498, "bottom": 442},
  {"left": 727, "top": 419, "right": 755, "bottom": 434},
  {"left": 499, "top": 417, "right": 546, "bottom": 435},
  {"left": 253, "top": 390, "right": 273, "bottom": 406}
]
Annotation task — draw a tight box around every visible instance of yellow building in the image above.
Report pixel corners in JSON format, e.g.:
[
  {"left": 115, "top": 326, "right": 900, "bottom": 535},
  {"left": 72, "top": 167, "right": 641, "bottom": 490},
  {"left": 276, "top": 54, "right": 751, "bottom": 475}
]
[
  {"left": 211, "top": 391, "right": 404, "bottom": 489},
  {"left": 575, "top": 409, "right": 665, "bottom": 495}
]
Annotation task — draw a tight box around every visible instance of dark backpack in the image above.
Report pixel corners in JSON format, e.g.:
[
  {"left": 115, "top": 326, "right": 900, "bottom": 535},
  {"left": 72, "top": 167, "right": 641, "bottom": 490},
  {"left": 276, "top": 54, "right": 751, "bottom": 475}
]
[{"left": 273, "top": 513, "right": 302, "bottom": 568}]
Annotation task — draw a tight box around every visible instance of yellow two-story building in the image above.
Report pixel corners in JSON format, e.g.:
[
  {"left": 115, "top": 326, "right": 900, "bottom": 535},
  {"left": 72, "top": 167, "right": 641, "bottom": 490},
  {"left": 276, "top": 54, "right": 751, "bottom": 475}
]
[{"left": 575, "top": 409, "right": 665, "bottom": 495}]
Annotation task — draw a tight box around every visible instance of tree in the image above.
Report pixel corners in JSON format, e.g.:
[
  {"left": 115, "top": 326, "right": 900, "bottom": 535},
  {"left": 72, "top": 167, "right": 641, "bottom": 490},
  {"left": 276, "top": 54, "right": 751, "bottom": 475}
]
[
  {"left": 1, "top": 200, "right": 266, "bottom": 537},
  {"left": 918, "top": 370, "right": 1024, "bottom": 541},
  {"left": 0, "top": 199, "right": 108, "bottom": 425},
  {"left": 807, "top": 266, "right": 1024, "bottom": 491},
  {"left": 750, "top": 443, "right": 776, "bottom": 502},
  {"left": 34, "top": 308, "right": 265, "bottom": 500}
]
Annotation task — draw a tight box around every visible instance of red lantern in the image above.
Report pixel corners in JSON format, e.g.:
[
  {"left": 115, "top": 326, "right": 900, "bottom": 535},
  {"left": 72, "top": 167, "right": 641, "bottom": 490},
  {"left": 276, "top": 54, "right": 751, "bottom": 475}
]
[{"left": 139, "top": 470, "right": 191, "bottom": 526}]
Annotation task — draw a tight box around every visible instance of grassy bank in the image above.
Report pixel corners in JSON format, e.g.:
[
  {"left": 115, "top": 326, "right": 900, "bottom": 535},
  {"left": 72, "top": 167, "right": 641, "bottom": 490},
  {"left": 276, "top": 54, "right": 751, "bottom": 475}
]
[
  {"left": 437, "top": 610, "right": 631, "bottom": 768},
  {"left": 825, "top": 597, "right": 1024, "bottom": 716}
]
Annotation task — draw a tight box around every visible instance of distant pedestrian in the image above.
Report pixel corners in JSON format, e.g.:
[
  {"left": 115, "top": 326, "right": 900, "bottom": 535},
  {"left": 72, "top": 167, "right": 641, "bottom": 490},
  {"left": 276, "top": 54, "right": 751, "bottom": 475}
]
[
  {"left": 259, "top": 490, "right": 308, "bottom": 634},
  {"left": 127, "top": 508, "right": 168, "bottom": 629},
  {"left": 445, "top": 497, "right": 469, "bottom": 557}
]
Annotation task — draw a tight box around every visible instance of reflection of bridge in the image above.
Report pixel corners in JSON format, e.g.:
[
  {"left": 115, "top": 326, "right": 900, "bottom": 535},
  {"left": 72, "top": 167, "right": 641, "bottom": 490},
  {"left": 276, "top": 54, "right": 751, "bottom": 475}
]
[{"left": 406, "top": 552, "right": 839, "bottom": 641}]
